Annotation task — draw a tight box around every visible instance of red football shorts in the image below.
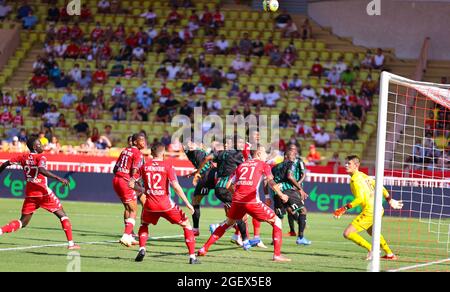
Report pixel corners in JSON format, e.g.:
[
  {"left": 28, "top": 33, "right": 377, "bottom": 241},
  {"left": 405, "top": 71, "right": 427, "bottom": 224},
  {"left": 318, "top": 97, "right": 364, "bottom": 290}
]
[
  {"left": 141, "top": 205, "right": 188, "bottom": 226},
  {"left": 21, "top": 193, "right": 62, "bottom": 215},
  {"left": 113, "top": 176, "right": 137, "bottom": 204},
  {"left": 228, "top": 201, "right": 276, "bottom": 222}
]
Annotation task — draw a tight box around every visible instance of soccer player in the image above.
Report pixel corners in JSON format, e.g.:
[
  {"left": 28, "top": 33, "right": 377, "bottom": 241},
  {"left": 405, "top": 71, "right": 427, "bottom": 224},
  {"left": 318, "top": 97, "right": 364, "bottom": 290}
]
[
  {"left": 194, "top": 136, "right": 249, "bottom": 246},
  {"left": 333, "top": 155, "right": 403, "bottom": 260},
  {"left": 129, "top": 142, "right": 199, "bottom": 264},
  {"left": 0, "top": 137, "right": 79, "bottom": 249},
  {"left": 272, "top": 148, "right": 311, "bottom": 245},
  {"left": 183, "top": 141, "right": 216, "bottom": 236},
  {"left": 113, "top": 133, "right": 146, "bottom": 247},
  {"left": 197, "top": 146, "right": 291, "bottom": 262}
]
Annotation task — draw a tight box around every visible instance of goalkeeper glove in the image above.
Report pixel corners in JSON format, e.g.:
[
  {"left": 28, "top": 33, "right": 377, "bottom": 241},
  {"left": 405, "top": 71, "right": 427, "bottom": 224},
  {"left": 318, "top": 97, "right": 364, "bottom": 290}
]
[
  {"left": 333, "top": 203, "right": 352, "bottom": 219},
  {"left": 388, "top": 198, "right": 404, "bottom": 210}
]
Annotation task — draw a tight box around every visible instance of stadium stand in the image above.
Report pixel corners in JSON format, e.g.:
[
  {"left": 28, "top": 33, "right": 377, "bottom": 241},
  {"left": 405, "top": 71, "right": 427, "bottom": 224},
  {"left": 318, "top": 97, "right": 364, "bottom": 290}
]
[{"left": 1, "top": 0, "right": 438, "bottom": 168}]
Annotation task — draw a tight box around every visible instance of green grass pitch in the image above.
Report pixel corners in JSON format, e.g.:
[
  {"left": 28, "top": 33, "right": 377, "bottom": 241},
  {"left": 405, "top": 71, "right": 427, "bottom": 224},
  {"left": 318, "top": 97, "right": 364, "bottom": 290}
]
[{"left": 0, "top": 199, "right": 448, "bottom": 272}]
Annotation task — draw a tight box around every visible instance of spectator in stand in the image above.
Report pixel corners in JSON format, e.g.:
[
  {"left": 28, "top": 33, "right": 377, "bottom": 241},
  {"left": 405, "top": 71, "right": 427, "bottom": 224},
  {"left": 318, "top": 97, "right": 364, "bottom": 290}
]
[
  {"left": 310, "top": 58, "right": 323, "bottom": 78},
  {"left": 242, "top": 57, "right": 253, "bottom": 76},
  {"left": 249, "top": 86, "right": 264, "bottom": 107},
  {"left": 372, "top": 48, "right": 385, "bottom": 69},
  {"left": 92, "top": 66, "right": 107, "bottom": 84},
  {"left": 132, "top": 46, "right": 146, "bottom": 62},
  {"left": 281, "top": 47, "right": 296, "bottom": 68},
  {"left": 269, "top": 46, "right": 282, "bottom": 66},
  {"left": 336, "top": 97, "right": 349, "bottom": 120},
  {"left": 300, "top": 19, "right": 313, "bottom": 40},
  {"left": 0, "top": 107, "right": 13, "bottom": 126},
  {"left": 12, "top": 108, "right": 24, "bottom": 127},
  {"left": 155, "top": 104, "right": 170, "bottom": 123},
  {"left": 179, "top": 100, "right": 194, "bottom": 118},
  {"left": 30, "top": 73, "right": 49, "bottom": 89},
  {"left": 193, "top": 82, "right": 206, "bottom": 97},
  {"left": 160, "top": 131, "right": 172, "bottom": 148},
  {"left": 79, "top": 4, "right": 93, "bottom": 22},
  {"left": 274, "top": 10, "right": 292, "bottom": 29},
  {"left": 287, "top": 135, "right": 301, "bottom": 151},
  {"left": 349, "top": 100, "right": 365, "bottom": 121},
  {"left": 327, "top": 152, "right": 341, "bottom": 168},
  {"left": 239, "top": 32, "right": 252, "bottom": 56},
  {"left": 207, "top": 94, "right": 222, "bottom": 115},
  {"left": 345, "top": 118, "right": 360, "bottom": 140},
  {"left": 15, "top": 90, "right": 26, "bottom": 107},
  {"left": 17, "top": 128, "right": 28, "bottom": 143},
  {"left": 282, "top": 19, "right": 300, "bottom": 38},
  {"left": 31, "top": 96, "right": 49, "bottom": 117},
  {"left": 141, "top": 7, "right": 157, "bottom": 26},
  {"left": 57, "top": 114, "right": 68, "bottom": 128},
  {"left": 279, "top": 108, "right": 290, "bottom": 128},
  {"left": 2, "top": 91, "right": 12, "bottom": 106},
  {"left": 314, "top": 128, "right": 331, "bottom": 149},
  {"left": 212, "top": 5, "right": 224, "bottom": 27},
  {"left": 0, "top": 1, "right": 11, "bottom": 21},
  {"left": 296, "top": 120, "right": 311, "bottom": 138},
  {"left": 42, "top": 104, "right": 60, "bottom": 128},
  {"left": 98, "top": 0, "right": 111, "bottom": 13},
  {"left": 360, "top": 75, "right": 378, "bottom": 98},
  {"left": 215, "top": 34, "right": 229, "bottom": 55},
  {"left": 109, "top": 98, "right": 126, "bottom": 121},
  {"left": 300, "top": 84, "right": 317, "bottom": 101},
  {"left": 326, "top": 67, "right": 340, "bottom": 85},
  {"left": 307, "top": 145, "right": 322, "bottom": 165},
  {"left": 314, "top": 97, "right": 330, "bottom": 120},
  {"left": 335, "top": 57, "right": 348, "bottom": 75},
  {"left": 231, "top": 54, "right": 245, "bottom": 73},
  {"left": 289, "top": 73, "right": 303, "bottom": 92},
  {"left": 46, "top": 136, "right": 61, "bottom": 154},
  {"left": 8, "top": 136, "right": 24, "bottom": 153},
  {"left": 361, "top": 50, "right": 373, "bottom": 69},
  {"left": 249, "top": 36, "right": 264, "bottom": 57},
  {"left": 75, "top": 101, "right": 88, "bottom": 119},
  {"left": 200, "top": 5, "right": 213, "bottom": 26},
  {"left": 166, "top": 7, "right": 183, "bottom": 26},
  {"left": 73, "top": 117, "right": 89, "bottom": 138},
  {"left": 46, "top": 4, "right": 59, "bottom": 22},
  {"left": 235, "top": 84, "right": 249, "bottom": 104},
  {"left": 165, "top": 94, "right": 180, "bottom": 116},
  {"left": 38, "top": 131, "right": 49, "bottom": 146},
  {"left": 22, "top": 11, "right": 38, "bottom": 30},
  {"left": 264, "top": 85, "right": 280, "bottom": 108},
  {"left": 334, "top": 119, "right": 346, "bottom": 140},
  {"left": 289, "top": 109, "right": 301, "bottom": 127},
  {"left": 340, "top": 68, "right": 356, "bottom": 87}
]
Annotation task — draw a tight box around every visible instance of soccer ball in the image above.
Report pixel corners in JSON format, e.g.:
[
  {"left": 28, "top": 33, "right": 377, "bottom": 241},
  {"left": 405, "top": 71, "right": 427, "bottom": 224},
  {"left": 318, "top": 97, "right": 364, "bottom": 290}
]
[{"left": 263, "top": 0, "right": 279, "bottom": 12}]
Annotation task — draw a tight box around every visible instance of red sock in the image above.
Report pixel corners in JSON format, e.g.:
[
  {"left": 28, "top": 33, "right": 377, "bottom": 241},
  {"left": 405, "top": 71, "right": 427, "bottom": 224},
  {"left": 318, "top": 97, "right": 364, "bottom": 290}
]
[
  {"left": 1, "top": 220, "right": 22, "bottom": 234},
  {"left": 60, "top": 217, "right": 73, "bottom": 242},
  {"left": 271, "top": 223, "right": 283, "bottom": 257},
  {"left": 138, "top": 225, "right": 149, "bottom": 248},
  {"left": 183, "top": 227, "right": 196, "bottom": 255},
  {"left": 124, "top": 218, "right": 135, "bottom": 235},
  {"left": 203, "top": 222, "right": 231, "bottom": 252},
  {"left": 252, "top": 218, "right": 261, "bottom": 238}
]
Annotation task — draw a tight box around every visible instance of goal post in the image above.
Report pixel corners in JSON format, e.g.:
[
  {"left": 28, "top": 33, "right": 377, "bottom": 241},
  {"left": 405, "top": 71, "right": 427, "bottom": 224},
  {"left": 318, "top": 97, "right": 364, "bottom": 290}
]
[{"left": 371, "top": 72, "right": 450, "bottom": 272}]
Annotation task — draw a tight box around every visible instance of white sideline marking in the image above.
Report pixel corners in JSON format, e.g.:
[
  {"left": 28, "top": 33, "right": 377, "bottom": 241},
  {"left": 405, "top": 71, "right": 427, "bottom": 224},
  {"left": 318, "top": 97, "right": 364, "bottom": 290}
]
[
  {"left": 0, "top": 235, "right": 183, "bottom": 252},
  {"left": 387, "top": 258, "right": 450, "bottom": 272}
]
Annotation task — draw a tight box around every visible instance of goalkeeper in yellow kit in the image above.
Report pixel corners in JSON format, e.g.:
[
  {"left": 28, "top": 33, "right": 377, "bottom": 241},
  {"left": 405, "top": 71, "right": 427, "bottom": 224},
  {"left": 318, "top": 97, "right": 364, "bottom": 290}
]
[{"left": 333, "top": 155, "right": 403, "bottom": 260}]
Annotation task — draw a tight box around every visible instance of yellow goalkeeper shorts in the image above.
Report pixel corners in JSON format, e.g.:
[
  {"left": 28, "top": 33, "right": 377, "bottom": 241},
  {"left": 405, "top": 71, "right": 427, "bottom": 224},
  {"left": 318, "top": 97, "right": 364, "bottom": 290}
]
[{"left": 351, "top": 210, "right": 384, "bottom": 232}]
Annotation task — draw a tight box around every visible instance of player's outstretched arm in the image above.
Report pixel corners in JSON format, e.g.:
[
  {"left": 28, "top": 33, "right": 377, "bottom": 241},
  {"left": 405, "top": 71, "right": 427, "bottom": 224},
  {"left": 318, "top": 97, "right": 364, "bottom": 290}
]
[
  {"left": 267, "top": 177, "right": 288, "bottom": 203},
  {"left": 0, "top": 161, "right": 11, "bottom": 175},
  {"left": 38, "top": 167, "right": 68, "bottom": 185},
  {"left": 172, "top": 181, "right": 195, "bottom": 214}
]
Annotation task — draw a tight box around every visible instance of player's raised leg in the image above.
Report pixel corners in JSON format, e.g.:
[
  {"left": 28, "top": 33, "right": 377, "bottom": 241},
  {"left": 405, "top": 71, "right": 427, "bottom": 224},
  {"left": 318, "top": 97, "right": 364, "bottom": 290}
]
[
  {"left": 0, "top": 213, "right": 32, "bottom": 236},
  {"left": 198, "top": 218, "right": 236, "bottom": 256}
]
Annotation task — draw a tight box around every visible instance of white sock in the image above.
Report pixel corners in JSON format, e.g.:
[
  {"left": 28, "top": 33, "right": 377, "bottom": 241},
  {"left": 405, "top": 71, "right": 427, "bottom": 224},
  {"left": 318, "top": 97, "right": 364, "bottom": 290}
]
[
  {"left": 0, "top": 229, "right": 3, "bottom": 236},
  {"left": 68, "top": 241, "right": 74, "bottom": 246},
  {"left": 189, "top": 254, "right": 196, "bottom": 259},
  {"left": 139, "top": 247, "right": 146, "bottom": 252}
]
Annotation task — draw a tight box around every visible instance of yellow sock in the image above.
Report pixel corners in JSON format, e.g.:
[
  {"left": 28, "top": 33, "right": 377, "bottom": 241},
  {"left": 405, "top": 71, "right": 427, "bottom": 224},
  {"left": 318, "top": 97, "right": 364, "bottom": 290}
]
[
  {"left": 380, "top": 234, "right": 393, "bottom": 255},
  {"left": 347, "top": 232, "right": 372, "bottom": 251}
]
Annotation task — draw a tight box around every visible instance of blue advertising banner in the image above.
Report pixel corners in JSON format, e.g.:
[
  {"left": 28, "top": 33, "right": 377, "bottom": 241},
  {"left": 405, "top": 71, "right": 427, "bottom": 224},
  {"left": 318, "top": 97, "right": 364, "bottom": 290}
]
[{"left": 0, "top": 171, "right": 447, "bottom": 217}]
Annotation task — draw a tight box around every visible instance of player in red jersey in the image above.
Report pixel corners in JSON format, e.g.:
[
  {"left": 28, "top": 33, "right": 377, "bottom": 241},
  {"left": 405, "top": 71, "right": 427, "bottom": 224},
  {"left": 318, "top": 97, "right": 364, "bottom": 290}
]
[
  {"left": 113, "top": 133, "right": 146, "bottom": 247},
  {"left": 129, "top": 142, "right": 200, "bottom": 264},
  {"left": 0, "top": 137, "right": 79, "bottom": 249},
  {"left": 198, "top": 146, "right": 291, "bottom": 262}
]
